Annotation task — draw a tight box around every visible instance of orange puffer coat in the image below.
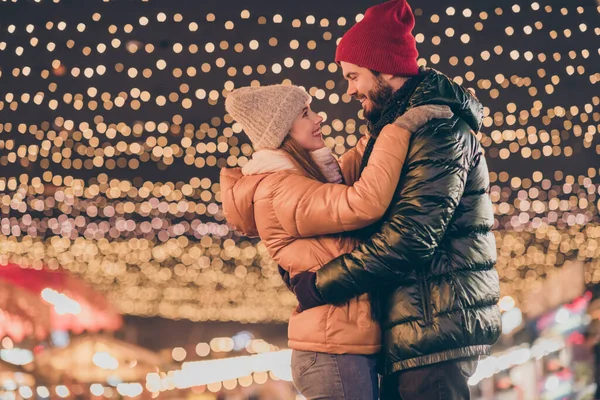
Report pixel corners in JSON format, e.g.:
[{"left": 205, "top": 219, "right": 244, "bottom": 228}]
[{"left": 220, "top": 124, "right": 410, "bottom": 354}]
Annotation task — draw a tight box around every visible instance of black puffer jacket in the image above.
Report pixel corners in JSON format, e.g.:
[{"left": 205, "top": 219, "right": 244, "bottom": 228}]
[{"left": 315, "top": 69, "right": 502, "bottom": 375}]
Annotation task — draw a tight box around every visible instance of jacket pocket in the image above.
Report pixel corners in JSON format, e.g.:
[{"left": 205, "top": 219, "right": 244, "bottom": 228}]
[
  {"left": 419, "top": 272, "right": 433, "bottom": 325},
  {"left": 291, "top": 351, "right": 317, "bottom": 377}
]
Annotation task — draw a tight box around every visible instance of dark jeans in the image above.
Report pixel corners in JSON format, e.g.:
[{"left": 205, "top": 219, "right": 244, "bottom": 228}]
[
  {"left": 380, "top": 358, "right": 478, "bottom": 400},
  {"left": 291, "top": 350, "right": 378, "bottom": 400}
]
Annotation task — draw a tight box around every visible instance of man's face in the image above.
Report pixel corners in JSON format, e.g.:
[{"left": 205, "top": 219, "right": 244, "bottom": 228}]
[{"left": 341, "top": 61, "right": 394, "bottom": 124}]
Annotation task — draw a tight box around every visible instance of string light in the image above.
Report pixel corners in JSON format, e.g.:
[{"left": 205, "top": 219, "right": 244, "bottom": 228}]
[
  {"left": 0, "top": 1, "right": 598, "bottom": 324},
  {"left": 146, "top": 349, "right": 293, "bottom": 392}
]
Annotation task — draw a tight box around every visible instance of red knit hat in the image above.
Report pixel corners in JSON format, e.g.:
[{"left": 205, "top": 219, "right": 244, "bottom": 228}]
[{"left": 335, "top": 0, "right": 419, "bottom": 76}]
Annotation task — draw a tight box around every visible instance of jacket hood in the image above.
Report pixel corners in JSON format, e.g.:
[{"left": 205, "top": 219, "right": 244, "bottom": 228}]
[
  {"left": 408, "top": 69, "right": 484, "bottom": 132},
  {"left": 221, "top": 147, "right": 343, "bottom": 236},
  {"left": 220, "top": 168, "right": 266, "bottom": 238},
  {"left": 220, "top": 150, "right": 296, "bottom": 237}
]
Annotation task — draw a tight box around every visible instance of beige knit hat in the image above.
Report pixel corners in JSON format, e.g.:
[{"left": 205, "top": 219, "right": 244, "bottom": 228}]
[{"left": 225, "top": 85, "right": 312, "bottom": 150}]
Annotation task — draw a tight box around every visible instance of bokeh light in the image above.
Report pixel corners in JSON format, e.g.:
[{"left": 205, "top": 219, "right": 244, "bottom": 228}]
[{"left": 0, "top": 0, "right": 598, "bottom": 323}]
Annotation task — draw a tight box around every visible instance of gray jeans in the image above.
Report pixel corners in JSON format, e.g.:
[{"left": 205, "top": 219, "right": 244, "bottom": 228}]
[{"left": 291, "top": 350, "right": 378, "bottom": 400}]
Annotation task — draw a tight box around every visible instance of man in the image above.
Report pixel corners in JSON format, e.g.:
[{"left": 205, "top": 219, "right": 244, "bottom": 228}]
[{"left": 288, "top": 0, "right": 502, "bottom": 398}]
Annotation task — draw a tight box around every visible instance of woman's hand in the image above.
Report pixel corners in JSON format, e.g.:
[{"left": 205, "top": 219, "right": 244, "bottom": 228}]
[{"left": 392, "top": 104, "right": 454, "bottom": 132}]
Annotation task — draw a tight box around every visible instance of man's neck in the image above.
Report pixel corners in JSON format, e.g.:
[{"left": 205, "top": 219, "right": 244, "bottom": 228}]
[{"left": 388, "top": 76, "right": 410, "bottom": 94}]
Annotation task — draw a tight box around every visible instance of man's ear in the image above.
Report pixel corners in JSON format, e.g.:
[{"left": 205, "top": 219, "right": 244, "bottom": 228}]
[{"left": 380, "top": 73, "right": 395, "bottom": 83}]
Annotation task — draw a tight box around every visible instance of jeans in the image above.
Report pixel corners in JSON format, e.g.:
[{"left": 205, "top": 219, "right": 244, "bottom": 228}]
[
  {"left": 291, "top": 350, "right": 378, "bottom": 400},
  {"left": 380, "top": 358, "right": 478, "bottom": 400}
]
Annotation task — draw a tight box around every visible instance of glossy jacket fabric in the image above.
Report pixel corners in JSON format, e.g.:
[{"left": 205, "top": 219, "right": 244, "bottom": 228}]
[
  {"left": 315, "top": 69, "right": 502, "bottom": 374},
  {"left": 220, "top": 125, "right": 412, "bottom": 354}
]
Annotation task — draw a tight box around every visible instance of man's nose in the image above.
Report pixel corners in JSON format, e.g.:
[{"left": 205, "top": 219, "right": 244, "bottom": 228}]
[{"left": 346, "top": 83, "right": 357, "bottom": 97}]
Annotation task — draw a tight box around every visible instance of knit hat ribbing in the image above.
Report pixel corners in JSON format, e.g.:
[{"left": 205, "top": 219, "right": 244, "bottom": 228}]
[
  {"left": 225, "top": 85, "right": 311, "bottom": 150},
  {"left": 335, "top": 0, "right": 419, "bottom": 76}
]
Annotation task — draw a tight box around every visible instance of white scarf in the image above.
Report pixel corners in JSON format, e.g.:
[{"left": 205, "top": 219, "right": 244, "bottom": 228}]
[{"left": 241, "top": 147, "right": 343, "bottom": 184}]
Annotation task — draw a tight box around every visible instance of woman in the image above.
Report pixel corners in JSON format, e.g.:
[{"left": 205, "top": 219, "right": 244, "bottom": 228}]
[{"left": 220, "top": 84, "right": 452, "bottom": 399}]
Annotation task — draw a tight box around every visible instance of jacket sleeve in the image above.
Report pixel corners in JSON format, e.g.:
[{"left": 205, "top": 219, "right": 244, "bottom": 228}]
[
  {"left": 314, "top": 121, "right": 473, "bottom": 304},
  {"left": 273, "top": 125, "right": 411, "bottom": 238},
  {"left": 336, "top": 135, "right": 368, "bottom": 185}
]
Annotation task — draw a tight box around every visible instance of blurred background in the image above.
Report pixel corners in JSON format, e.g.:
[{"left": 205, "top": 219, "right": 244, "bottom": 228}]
[{"left": 0, "top": 0, "right": 599, "bottom": 399}]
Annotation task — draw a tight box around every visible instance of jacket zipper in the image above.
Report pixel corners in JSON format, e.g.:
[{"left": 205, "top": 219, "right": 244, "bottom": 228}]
[{"left": 419, "top": 272, "right": 433, "bottom": 325}]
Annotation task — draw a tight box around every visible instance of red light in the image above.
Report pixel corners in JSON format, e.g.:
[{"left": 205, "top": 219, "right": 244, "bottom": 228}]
[
  {"left": 52, "top": 65, "right": 66, "bottom": 76},
  {"left": 568, "top": 331, "right": 585, "bottom": 345}
]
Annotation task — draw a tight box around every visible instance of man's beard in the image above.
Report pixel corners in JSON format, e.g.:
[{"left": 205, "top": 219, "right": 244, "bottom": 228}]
[{"left": 364, "top": 75, "right": 394, "bottom": 125}]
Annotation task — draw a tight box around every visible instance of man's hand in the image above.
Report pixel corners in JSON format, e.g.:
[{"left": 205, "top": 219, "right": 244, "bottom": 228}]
[{"left": 290, "top": 271, "right": 326, "bottom": 312}]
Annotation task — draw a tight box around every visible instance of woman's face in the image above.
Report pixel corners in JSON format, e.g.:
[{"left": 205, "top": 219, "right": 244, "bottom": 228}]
[{"left": 288, "top": 105, "right": 324, "bottom": 151}]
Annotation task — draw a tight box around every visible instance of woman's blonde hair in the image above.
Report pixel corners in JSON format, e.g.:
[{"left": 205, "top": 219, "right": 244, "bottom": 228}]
[{"left": 280, "top": 136, "right": 328, "bottom": 183}]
